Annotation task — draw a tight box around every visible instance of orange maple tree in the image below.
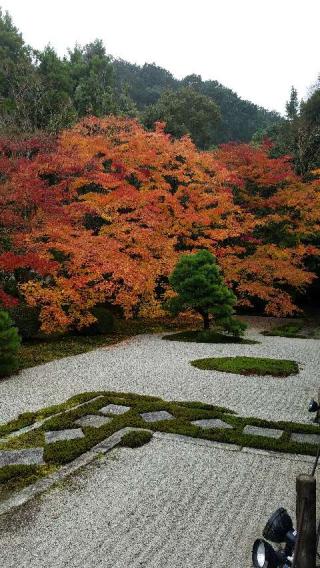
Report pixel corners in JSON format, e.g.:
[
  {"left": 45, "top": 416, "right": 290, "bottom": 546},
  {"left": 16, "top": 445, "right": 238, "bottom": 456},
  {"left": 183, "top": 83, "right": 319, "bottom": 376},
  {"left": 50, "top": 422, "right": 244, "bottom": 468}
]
[{"left": 0, "top": 118, "right": 319, "bottom": 332}]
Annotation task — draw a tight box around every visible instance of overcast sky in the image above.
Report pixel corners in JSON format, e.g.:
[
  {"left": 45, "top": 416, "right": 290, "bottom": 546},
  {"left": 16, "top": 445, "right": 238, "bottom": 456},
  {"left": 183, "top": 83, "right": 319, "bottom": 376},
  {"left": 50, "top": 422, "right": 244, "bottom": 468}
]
[{"left": 2, "top": 0, "right": 320, "bottom": 114}]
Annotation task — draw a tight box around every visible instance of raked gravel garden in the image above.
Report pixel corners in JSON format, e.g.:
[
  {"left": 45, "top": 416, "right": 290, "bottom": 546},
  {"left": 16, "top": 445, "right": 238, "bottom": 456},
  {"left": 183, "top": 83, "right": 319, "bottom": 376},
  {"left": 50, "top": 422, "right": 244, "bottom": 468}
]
[
  {"left": 0, "top": 317, "right": 319, "bottom": 425},
  {"left": 0, "top": 317, "right": 320, "bottom": 568}
]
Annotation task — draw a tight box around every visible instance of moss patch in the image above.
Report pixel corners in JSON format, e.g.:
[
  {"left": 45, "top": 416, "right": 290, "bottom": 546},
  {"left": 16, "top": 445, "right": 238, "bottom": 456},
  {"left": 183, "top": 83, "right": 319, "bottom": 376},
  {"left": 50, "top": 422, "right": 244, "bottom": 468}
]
[
  {"left": 119, "top": 430, "right": 153, "bottom": 448},
  {"left": 163, "top": 329, "right": 258, "bottom": 344},
  {"left": 191, "top": 356, "right": 299, "bottom": 377},
  {"left": 262, "top": 322, "right": 306, "bottom": 338},
  {"left": 0, "top": 464, "right": 56, "bottom": 503},
  {"left": 1, "top": 390, "right": 319, "bottom": 495}
]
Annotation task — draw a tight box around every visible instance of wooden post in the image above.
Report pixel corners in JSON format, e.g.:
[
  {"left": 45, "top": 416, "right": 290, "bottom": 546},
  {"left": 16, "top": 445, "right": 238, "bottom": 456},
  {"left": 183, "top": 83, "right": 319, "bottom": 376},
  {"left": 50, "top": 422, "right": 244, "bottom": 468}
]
[
  {"left": 316, "top": 387, "right": 320, "bottom": 424},
  {"left": 295, "top": 474, "right": 316, "bottom": 568}
]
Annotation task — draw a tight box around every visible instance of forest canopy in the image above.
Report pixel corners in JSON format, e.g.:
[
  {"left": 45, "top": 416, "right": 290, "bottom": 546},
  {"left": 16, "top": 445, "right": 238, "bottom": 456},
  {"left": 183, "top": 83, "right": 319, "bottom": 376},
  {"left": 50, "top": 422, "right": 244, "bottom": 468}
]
[
  {"left": 0, "top": 7, "right": 280, "bottom": 146},
  {"left": 0, "top": 7, "right": 320, "bottom": 334},
  {"left": 1, "top": 116, "right": 319, "bottom": 332}
]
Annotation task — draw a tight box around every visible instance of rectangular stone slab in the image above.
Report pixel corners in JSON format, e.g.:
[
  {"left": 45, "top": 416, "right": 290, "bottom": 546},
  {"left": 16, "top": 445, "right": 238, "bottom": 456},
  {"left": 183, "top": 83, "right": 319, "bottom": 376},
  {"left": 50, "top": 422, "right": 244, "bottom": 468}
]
[
  {"left": 45, "top": 428, "right": 85, "bottom": 444},
  {"left": 100, "top": 404, "right": 131, "bottom": 416},
  {"left": 75, "top": 415, "right": 112, "bottom": 428},
  {"left": 191, "top": 419, "right": 233, "bottom": 430},
  {"left": 291, "top": 433, "right": 320, "bottom": 446},
  {"left": 243, "top": 425, "right": 283, "bottom": 439},
  {"left": 140, "top": 410, "right": 174, "bottom": 423},
  {"left": 0, "top": 448, "right": 44, "bottom": 467}
]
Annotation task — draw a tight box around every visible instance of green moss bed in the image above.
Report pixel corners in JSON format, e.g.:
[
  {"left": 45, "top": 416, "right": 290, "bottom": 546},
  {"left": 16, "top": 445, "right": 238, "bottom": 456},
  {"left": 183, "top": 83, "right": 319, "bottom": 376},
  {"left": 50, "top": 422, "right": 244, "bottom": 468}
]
[
  {"left": 163, "top": 329, "right": 258, "bottom": 344},
  {"left": 262, "top": 322, "right": 307, "bottom": 339},
  {"left": 191, "top": 356, "right": 299, "bottom": 377},
  {"left": 0, "top": 390, "right": 319, "bottom": 498}
]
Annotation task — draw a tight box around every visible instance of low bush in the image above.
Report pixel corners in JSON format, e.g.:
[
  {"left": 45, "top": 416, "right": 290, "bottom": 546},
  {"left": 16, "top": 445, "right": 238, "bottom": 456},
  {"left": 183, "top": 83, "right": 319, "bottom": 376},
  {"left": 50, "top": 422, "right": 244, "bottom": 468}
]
[
  {"left": 119, "top": 430, "right": 153, "bottom": 448},
  {"left": 84, "top": 305, "right": 115, "bottom": 335},
  {"left": 8, "top": 304, "right": 40, "bottom": 340},
  {"left": 0, "top": 310, "right": 21, "bottom": 377}
]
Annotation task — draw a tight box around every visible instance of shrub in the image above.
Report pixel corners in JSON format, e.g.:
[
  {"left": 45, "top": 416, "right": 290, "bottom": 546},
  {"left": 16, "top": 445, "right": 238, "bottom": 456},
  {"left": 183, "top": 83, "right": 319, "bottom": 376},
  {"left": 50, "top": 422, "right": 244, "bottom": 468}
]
[
  {"left": 119, "top": 430, "right": 153, "bottom": 448},
  {"left": 0, "top": 310, "right": 21, "bottom": 376},
  {"left": 166, "top": 250, "right": 246, "bottom": 336},
  {"left": 9, "top": 303, "right": 40, "bottom": 340},
  {"left": 84, "top": 305, "right": 115, "bottom": 335}
]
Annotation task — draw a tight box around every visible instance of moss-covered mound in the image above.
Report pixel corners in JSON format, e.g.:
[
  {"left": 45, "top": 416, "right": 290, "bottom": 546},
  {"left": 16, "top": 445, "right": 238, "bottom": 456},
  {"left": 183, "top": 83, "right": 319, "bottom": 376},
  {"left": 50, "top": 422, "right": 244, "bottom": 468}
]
[
  {"left": 163, "top": 329, "right": 258, "bottom": 344},
  {"left": 1, "top": 389, "right": 317, "bottom": 498},
  {"left": 191, "top": 356, "right": 299, "bottom": 377},
  {"left": 262, "top": 322, "right": 306, "bottom": 338},
  {"left": 120, "top": 430, "right": 153, "bottom": 448}
]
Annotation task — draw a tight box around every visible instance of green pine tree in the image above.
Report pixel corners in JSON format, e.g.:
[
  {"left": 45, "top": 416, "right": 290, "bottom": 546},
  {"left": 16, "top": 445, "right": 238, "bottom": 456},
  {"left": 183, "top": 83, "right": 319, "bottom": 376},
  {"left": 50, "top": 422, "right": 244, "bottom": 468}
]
[
  {"left": 0, "top": 310, "right": 20, "bottom": 376},
  {"left": 166, "top": 250, "right": 246, "bottom": 336}
]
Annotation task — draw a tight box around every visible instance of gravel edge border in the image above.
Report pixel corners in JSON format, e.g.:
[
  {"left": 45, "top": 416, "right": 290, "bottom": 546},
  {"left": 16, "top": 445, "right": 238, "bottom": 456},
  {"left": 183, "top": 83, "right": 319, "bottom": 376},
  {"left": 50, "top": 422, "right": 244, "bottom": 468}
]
[{"left": 0, "top": 430, "right": 315, "bottom": 516}]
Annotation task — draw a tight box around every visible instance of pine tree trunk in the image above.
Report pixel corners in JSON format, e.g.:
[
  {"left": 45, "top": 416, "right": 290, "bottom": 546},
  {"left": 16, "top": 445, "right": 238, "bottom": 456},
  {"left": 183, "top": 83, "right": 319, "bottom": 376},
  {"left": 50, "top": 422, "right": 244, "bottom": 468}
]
[{"left": 203, "top": 313, "right": 210, "bottom": 330}]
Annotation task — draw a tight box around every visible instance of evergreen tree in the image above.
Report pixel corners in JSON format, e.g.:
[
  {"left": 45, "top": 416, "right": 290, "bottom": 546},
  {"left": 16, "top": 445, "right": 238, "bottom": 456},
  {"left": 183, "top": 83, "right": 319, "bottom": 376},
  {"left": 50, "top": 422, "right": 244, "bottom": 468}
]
[
  {"left": 0, "top": 310, "right": 20, "bottom": 376},
  {"left": 166, "top": 250, "right": 246, "bottom": 336},
  {"left": 286, "top": 86, "right": 299, "bottom": 120}
]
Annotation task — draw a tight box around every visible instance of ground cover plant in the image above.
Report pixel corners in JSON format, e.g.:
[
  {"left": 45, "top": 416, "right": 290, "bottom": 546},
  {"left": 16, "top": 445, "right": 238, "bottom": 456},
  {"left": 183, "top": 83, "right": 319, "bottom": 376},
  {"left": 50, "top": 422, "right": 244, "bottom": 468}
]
[
  {"left": 190, "top": 356, "right": 299, "bottom": 377},
  {"left": 0, "top": 390, "right": 319, "bottom": 499},
  {"left": 262, "top": 322, "right": 307, "bottom": 338},
  {"left": 162, "top": 329, "right": 257, "bottom": 344},
  {"left": 119, "top": 430, "right": 153, "bottom": 448}
]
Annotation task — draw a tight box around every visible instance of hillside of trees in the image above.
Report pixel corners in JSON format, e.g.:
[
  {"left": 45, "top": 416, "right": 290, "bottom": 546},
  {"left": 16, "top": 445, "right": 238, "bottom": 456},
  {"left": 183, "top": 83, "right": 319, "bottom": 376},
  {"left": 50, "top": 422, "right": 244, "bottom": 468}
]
[
  {"left": 1, "top": 7, "right": 320, "bottom": 335},
  {"left": 0, "top": 8, "right": 280, "bottom": 148}
]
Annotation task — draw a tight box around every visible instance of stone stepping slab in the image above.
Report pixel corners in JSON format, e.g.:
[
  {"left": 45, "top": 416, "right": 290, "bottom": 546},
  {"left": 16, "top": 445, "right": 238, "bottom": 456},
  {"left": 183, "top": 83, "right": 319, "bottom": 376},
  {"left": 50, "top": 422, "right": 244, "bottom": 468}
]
[
  {"left": 100, "top": 404, "right": 131, "bottom": 416},
  {"left": 191, "top": 418, "right": 233, "bottom": 430},
  {"left": 0, "top": 395, "right": 104, "bottom": 444},
  {"left": 45, "top": 429, "right": 85, "bottom": 444},
  {"left": 75, "top": 415, "right": 112, "bottom": 429},
  {"left": 140, "top": 410, "right": 174, "bottom": 423},
  {"left": 0, "top": 448, "right": 44, "bottom": 467},
  {"left": 243, "top": 425, "right": 283, "bottom": 439},
  {"left": 291, "top": 433, "right": 320, "bottom": 445}
]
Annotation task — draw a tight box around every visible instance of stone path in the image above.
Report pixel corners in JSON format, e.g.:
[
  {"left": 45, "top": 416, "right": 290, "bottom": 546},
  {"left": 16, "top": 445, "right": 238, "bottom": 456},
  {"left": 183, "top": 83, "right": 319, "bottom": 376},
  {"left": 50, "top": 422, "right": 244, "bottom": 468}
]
[
  {"left": 0, "top": 448, "right": 44, "bottom": 467},
  {"left": 191, "top": 418, "right": 233, "bottom": 429},
  {"left": 0, "top": 324, "right": 319, "bottom": 425},
  {"left": 75, "top": 414, "right": 111, "bottom": 428},
  {"left": 44, "top": 428, "right": 85, "bottom": 444},
  {"left": 100, "top": 403, "right": 131, "bottom": 415},
  {"left": 140, "top": 410, "right": 174, "bottom": 422},
  {"left": 0, "top": 433, "right": 318, "bottom": 568},
  {"left": 243, "top": 425, "right": 283, "bottom": 439}
]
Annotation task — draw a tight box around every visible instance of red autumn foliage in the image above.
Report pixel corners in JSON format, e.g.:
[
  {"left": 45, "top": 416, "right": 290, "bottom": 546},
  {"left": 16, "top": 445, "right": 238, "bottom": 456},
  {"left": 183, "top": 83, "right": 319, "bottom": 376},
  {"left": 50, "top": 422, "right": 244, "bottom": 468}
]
[{"left": 0, "top": 117, "right": 319, "bottom": 332}]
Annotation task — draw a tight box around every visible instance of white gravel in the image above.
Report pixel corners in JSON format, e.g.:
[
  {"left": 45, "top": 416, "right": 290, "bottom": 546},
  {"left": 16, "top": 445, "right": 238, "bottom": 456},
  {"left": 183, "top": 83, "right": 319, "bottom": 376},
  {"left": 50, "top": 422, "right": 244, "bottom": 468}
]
[
  {"left": 0, "top": 434, "right": 318, "bottom": 568},
  {"left": 0, "top": 322, "right": 319, "bottom": 425}
]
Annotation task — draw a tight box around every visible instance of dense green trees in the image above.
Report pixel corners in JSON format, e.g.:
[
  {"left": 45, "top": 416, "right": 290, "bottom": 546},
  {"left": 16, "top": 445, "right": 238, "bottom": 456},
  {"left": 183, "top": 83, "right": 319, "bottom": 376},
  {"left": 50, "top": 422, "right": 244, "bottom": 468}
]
[
  {"left": 114, "top": 63, "right": 280, "bottom": 144},
  {"left": 0, "top": 7, "right": 318, "bottom": 167},
  {"left": 142, "top": 87, "right": 221, "bottom": 149},
  {"left": 0, "top": 8, "right": 279, "bottom": 143},
  {"left": 254, "top": 82, "right": 320, "bottom": 175},
  {"left": 166, "top": 251, "right": 246, "bottom": 336}
]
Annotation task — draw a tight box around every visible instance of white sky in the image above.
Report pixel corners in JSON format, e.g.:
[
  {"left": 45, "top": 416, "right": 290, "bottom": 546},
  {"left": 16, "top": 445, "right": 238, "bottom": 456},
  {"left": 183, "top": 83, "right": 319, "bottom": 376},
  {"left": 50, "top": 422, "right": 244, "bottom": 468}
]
[{"left": 2, "top": 0, "right": 320, "bottom": 114}]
